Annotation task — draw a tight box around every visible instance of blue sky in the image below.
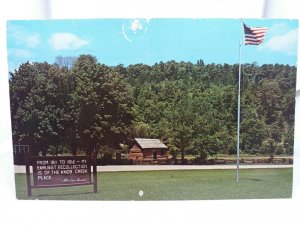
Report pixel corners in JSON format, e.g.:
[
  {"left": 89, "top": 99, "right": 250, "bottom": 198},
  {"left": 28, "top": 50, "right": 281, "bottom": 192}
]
[{"left": 6, "top": 18, "right": 298, "bottom": 72}]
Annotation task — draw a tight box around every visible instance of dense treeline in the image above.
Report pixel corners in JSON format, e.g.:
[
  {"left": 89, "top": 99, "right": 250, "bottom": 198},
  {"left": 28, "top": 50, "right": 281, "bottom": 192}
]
[{"left": 9, "top": 55, "right": 296, "bottom": 163}]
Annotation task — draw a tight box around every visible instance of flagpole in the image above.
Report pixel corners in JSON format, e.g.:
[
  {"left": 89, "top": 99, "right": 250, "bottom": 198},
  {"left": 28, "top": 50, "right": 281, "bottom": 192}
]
[{"left": 236, "top": 19, "right": 243, "bottom": 182}]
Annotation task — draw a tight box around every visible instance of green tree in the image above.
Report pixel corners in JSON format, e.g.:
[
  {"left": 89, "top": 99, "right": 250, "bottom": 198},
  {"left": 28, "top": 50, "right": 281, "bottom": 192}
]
[
  {"left": 10, "top": 62, "right": 73, "bottom": 156},
  {"left": 70, "top": 55, "right": 134, "bottom": 155}
]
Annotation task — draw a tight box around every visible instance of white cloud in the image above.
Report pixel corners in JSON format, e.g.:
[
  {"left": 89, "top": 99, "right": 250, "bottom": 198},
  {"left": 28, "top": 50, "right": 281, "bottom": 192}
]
[
  {"left": 26, "top": 34, "right": 41, "bottom": 48},
  {"left": 7, "top": 24, "right": 41, "bottom": 48},
  {"left": 8, "top": 48, "right": 32, "bottom": 59},
  {"left": 259, "top": 28, "right": 298, "bottom": 56},
  {"left": 11, "top": 49, "right": 31, "bottom": 58},
  {"left": 131, "top": 19, "right": 143, "bottom": 33},
  {"left": 7, "top": 49, "right": 32, "bottom": 72},
  {"left": 48, "top": 33, "right": 89, "bottom": 51},
  {"left": 267, "top": 23, "right": 290, "bottom": 36}
]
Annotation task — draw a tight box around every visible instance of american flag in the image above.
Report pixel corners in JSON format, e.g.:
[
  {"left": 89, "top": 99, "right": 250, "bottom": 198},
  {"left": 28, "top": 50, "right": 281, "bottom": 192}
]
[{"left": 243, "top": 23, "right": 268, "bottom": 45}]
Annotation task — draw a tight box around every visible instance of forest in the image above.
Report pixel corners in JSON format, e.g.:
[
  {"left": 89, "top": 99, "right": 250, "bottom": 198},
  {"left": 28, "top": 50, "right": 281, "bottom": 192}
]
[{"left": 9, "top": 55, "right": 296, "bottom": 163}]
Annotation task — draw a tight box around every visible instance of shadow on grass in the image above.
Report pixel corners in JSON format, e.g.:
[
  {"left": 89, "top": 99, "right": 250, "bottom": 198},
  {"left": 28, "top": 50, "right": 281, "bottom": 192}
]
[
  {"left": 32, "top": 191, "right": 94, "bottom": 199},
  {"left": 240, "top": 178, "right": 262, "bottom": 182}
]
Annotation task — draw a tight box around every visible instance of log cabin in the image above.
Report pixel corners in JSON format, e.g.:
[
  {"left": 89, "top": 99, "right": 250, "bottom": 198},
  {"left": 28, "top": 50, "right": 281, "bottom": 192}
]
[{"left": 128, "top": 138, "right": 168, "bottom": 164}]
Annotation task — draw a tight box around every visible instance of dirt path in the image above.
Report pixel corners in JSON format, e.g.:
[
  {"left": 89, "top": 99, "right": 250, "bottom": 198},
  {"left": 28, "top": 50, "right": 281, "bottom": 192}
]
[{"left": 14, "top": 164, "right": 292, "bottom": 173}]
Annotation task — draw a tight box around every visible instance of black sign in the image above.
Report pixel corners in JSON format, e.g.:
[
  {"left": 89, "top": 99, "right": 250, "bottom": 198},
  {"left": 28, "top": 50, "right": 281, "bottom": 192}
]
[
  {"left": 25, "top": 153, "right": 98, "bottom": 197},
  {"left": 32, "top": 156, "right": 91, "bottom": 187}
]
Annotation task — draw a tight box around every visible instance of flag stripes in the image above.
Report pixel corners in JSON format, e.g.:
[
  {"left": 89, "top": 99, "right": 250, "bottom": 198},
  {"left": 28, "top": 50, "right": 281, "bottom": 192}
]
[{"left": 243, "top": 23, "right": 268, "bottom": 45}]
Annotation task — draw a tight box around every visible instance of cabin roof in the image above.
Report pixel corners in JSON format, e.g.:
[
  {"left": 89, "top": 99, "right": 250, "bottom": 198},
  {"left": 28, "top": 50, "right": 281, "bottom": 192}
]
[{"left": 134, "top": 138, "right": 168, "bottom": 149}]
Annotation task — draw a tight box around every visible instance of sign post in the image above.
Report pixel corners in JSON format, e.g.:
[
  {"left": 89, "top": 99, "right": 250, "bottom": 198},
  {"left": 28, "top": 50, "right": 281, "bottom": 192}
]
[
  {"left": 25, "top": 152, "right": 98, "bottom": 197},
  {"left": 93, "top": 151, "right": 98, "bottom": 193},
  {"left": 25, "top": 152, "right": 32, "bottom": 197}
]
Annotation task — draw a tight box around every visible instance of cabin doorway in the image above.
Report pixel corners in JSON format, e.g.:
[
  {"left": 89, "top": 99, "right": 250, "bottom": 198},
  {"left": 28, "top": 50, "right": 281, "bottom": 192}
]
[{"left": 153, "top": 151, "right": 157, "bottom": 160}]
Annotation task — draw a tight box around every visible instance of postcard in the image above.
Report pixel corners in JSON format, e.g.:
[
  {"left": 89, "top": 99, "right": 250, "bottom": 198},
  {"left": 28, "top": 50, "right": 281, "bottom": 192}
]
[{"left": 7, "top": 18, "right": 298, "bottom": 200}]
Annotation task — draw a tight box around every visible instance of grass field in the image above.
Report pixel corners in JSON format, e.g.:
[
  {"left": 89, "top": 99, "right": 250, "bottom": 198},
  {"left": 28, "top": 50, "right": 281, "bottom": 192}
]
[{"left": 15, "top": 168, "right": 292, "bottom": 200}]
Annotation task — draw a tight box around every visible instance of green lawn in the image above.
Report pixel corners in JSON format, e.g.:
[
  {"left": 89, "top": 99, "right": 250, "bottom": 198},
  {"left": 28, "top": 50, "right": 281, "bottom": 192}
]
[{"left": 15, "top": 168, "right": 292, "bottom": 200}]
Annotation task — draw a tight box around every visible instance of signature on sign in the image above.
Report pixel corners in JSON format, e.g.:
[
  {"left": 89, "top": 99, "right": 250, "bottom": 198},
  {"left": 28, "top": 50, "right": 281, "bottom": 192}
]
[{"left": 61, "top": 178, "right": 88, "bottom": 183}]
